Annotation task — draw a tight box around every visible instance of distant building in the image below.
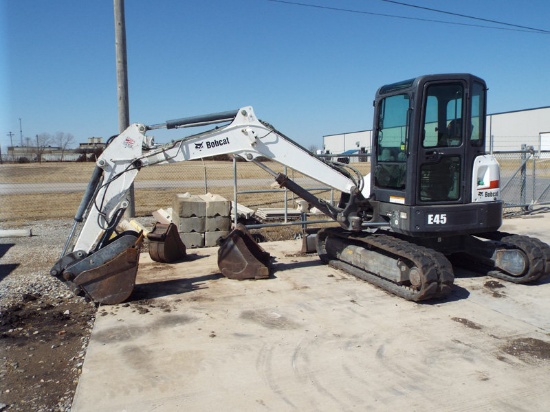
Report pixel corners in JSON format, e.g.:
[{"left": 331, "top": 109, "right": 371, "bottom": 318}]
[
  {"left": 7, "top": 137, "right": 106, "bottom": 162},
  {"left": 487, "top": 107, "right": 550, "bottom": 153},
  {"left": 322, "top": 106, "right": 550, "bottom": 160},
  {"left": 79, "top": 137, "right": 106, "bottom": 151},
  {"left": 322, "top": 130, "right": 371, "bottom": 162}
]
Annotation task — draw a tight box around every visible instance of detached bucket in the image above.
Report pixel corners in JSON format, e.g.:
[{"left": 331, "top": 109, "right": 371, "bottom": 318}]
[
  {"left": 217, "top": 224, "right": 271, "bottom": 280},
  {"left": 148, "top": 223, "right": 187, "bottom": 263}
]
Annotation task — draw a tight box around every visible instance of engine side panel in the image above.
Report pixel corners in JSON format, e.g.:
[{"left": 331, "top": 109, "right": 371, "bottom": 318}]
[{"left": 376, "top": 201, "right": 503, "bottom": 237}]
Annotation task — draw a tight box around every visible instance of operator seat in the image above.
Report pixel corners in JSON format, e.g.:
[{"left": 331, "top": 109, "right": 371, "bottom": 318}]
[{"left": 445, "top": 119, "right": 462, "bottom": 146}]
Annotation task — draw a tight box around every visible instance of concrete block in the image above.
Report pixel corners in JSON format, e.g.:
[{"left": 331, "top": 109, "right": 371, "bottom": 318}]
[
  {"left": 173, "top": 193, "right": 206, "bottom": 218},
  {"left": 179, "top": 232, "right": 204, "bottom": 249},
  {"left": 177, "top": 217, "right": 205, "bottom": 233},
  {"left": 200, "top": 193, "right": 231, "bottom": 217},
  {"left": 117, "top": 219, "right": 150, "bottom": 236},
  {"left": 172, "top": 193, "right": 231, "bottom": 248},
  {"left": 204, "top": 231, "right": 229, "bottom": 247},
  {"left": 152, "top": 208, "right": 173, "bottom": 224},
  {"left": 205, "top": 216, "right": 231, "bottom": 232},
  {"left": 231, "top": 201, "right": 254, "bottom": 220}
]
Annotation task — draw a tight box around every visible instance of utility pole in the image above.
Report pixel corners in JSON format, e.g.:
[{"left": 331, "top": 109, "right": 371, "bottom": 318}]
[
  {"left": 36, "top": 134, "right": 41, "bottom": 164},
  {"left": 113, "top": 0, "right": 135, "bottom": 216},
  {"left": 7, "top": 131, "right": 14, "bottom": 161},
  {"left": 19, "top": 118, "right": 23, "bottom": 146}
]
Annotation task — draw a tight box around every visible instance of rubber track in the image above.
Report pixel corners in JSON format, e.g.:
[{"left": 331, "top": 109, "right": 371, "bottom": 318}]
[
  {"left": 317, "top": 228, "right": 454, "bottom": 302},
  {"left": 477, "top": 232, "right": 550, "bottom": 283}
]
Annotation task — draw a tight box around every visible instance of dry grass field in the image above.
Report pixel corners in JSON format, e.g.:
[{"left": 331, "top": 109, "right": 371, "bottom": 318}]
[
  {"left": 3, "top": 157, "right": 542, "bottom": 226},
  {"left": 0, "top": 160, "right": 371, "bottom": 225}
]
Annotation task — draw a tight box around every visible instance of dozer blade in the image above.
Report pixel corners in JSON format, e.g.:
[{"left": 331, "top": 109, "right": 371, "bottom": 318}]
[
  {"left": 62, "top": 231, "right": 143, "bottom": 304},
  {"left": 148, "top": 222, "right": 187, "bottom": 263},
  {"left": 217, "top": 223, "right": 271, "bottom": 280}
]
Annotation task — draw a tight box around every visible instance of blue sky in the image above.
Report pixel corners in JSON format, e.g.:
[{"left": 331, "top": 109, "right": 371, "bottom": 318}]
[{"left": 1, "top": 0, "right": 549, "bottom": 152}]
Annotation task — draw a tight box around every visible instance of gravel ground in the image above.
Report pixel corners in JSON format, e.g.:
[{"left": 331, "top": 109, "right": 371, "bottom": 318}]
[{"left": 0, "top": 220, "right": 97, "bottom": 412}]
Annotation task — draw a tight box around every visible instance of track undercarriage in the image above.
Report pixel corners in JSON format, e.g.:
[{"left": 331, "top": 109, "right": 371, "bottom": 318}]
[
  {"left": 315, "top": 227, "right": 550, "bottom": 302},
  {"left": 455, "top": 232, "right": 550, "bottom": 284}
]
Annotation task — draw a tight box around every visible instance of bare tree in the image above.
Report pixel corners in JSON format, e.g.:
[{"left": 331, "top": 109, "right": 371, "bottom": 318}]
[
  {"left": 308, "top": 144, "right": 319, "bottom": 154},
  {"left": 54, "top": 132, "right": 75, "bottom": 161},
  {"left": 35, "top": 133, "right": 53, "bottom": 163}
]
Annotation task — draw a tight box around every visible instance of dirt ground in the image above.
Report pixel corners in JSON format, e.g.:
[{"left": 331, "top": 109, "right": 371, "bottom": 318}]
[
  {"left": 0, "top": 220, "right": 96, "bottom": 412},
  {"left": 0, "top": 294, "right": 95, "bottom": 411}
]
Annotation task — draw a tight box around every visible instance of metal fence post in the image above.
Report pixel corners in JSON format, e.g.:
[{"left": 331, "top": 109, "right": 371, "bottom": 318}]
[
  {"left": 521, "top": 144, "right": 527, "bottom": 208},
  {"left": 532, "top": 147, "right": 536, "bottom": 208},
  {"left": 233, "top": 157, "right": 238, "bottom": 226},
  {"left": 202, "top": 159, "right": 208, "bottom": 194},
  {"left": 283, "top": 165, "right": 288, "bottom": 223}
]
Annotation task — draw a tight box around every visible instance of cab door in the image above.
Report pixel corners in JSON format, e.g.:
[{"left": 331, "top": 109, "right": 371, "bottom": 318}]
[{"left": 417, "top": 81, "right": 467, "bottom": 205}]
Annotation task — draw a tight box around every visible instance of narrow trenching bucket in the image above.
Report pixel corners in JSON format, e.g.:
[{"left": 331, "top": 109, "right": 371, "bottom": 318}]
[
  {"left": 217, "top": 223, "right": 271, "bottom": 280},
  {"left": 148, "top": 222, "right": 187, "bottom": 263}
]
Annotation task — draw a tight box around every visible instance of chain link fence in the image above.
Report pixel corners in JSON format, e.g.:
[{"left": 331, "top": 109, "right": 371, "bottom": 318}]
[
  {"left": 1, "top": 149, "right": 549, "bottom": 226},
  {"left": 494, "top": 146, "right": 550, "bottom": 216}
]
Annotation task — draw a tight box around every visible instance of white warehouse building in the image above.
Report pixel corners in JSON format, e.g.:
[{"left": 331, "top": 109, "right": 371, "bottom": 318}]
[{"left": 323, "top": 106, "right": 550, "bottom": 158}]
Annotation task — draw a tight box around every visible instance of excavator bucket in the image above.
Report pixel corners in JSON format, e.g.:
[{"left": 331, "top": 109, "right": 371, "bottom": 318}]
[
  {"left": 59, "top": 231, "right": 144, "bottom": 304},
  {"left": 73, "top": 245, "right": 140, "bottom": 304},
  {"left": 148, "top": 222, "right": 187, "bottom": 263},
  {"left": 217, "top": 223, "right": 271, "bottom": 280}
]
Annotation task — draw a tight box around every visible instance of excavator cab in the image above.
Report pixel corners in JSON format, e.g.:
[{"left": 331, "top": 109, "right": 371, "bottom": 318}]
[{"left": 371, "top": 74, "right": 502, "bottom": 237}]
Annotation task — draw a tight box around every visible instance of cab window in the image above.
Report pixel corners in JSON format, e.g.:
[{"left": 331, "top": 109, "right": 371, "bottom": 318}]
[
  {"left": 375, "top": 94, "right": 409, "bottom": 189},
  {"left": 422, "top": 84, "right": 464, "bottom": 148}
]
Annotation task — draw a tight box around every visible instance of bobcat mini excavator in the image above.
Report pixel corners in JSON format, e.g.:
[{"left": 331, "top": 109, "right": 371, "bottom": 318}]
[{"left": 51, "top": 73, "right": 550, "bottom": 304}]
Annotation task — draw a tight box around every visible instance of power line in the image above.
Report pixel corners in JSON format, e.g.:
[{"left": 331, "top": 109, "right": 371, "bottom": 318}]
[
  {"left": 267, "top": 0, "right": 550, "bottom": 34},
  {"left": 378, "top": 0, "right": 550, "bottom": 34}
]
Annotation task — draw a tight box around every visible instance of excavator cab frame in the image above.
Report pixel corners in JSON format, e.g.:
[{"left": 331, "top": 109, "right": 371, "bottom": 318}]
[{"left": 371, "top": 74, "right": 502, "bottom": 237}]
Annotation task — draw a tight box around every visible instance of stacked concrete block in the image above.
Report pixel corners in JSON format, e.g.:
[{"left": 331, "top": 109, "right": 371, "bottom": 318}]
[{"left": 172, "top": 193, "right": 232, "bottom": 248}]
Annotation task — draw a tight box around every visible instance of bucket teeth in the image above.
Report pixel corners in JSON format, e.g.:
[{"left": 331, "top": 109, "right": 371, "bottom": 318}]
[{"left": 217, "top": 224, "right": 271, "bottom": 280}]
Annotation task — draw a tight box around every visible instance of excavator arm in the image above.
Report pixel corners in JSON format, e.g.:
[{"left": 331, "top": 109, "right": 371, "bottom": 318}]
[
  {"left": 51, "top": 106, "right": 373, "bottom": 303},
  {"left": 73, "top": 106, "right": 369, "bottom": 254}
]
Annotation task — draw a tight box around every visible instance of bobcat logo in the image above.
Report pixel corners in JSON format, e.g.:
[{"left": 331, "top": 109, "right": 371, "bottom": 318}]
[{"left": 195, "top": 142, "right": 204, "bottom": 150}]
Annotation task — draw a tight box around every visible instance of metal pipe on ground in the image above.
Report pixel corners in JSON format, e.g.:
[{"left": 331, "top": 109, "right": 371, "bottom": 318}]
[{"left": 0, "top": 229, "right": 32, "bottom": 238}]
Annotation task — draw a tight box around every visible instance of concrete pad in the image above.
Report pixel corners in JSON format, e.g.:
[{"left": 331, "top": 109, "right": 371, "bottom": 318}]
[{"left": 72, "top": 216, "right": 550, "bottom": 411}]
